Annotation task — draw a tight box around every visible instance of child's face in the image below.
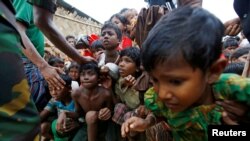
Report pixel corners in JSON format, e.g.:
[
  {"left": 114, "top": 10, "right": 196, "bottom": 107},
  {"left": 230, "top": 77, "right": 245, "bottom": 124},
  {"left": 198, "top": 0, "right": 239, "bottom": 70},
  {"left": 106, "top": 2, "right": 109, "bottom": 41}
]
[
  {"left": 92, "top": 48, "right": 104, "bottom": 60},
  {"left": 118, "top": 56, "right": 137, "bottom": 78},
  {"left": 101, "top": 28, "right": 120, "bottom": 50},
  {"left": 80, "top": 69, "right": 98, "bottom": 88},
  {"left": 53, "top": 62, "right": 64, "bottom": 70},
  {"left": 49, "top": 85, "right": 70, "bottom": 101},
  {"left": 151, "top": 59, "right": 209, "bottom": 112},
  {"left": 111, "top": 17, "right": 126, "bottom": 33},
  {"left": 67, "top": 37, "right": 75, "bottom": 47},
  {"left": 232, "top": 54, "right": 248, "bottom": 63},
  {"left": 68, "top": 67, "right": 80, "bottom": 81}
]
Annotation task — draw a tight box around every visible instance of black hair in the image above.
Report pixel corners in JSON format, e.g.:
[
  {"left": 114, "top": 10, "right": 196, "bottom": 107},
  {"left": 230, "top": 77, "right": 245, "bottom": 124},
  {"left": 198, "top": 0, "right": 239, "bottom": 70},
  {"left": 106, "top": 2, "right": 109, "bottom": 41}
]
[
  {"left": 223, "top": 62, "right": 245, "bottom": 75},
  {"left": 109, "top": 13, "right": 129, "bottom": 26},
  {"left": 223, "top": 36, "right": 239, "bottom": 49},
  {"left": 101, "top": 21, "right": 122, "bottom": 41},
  {"left": 142, "top": 6, "right": 224, "bottom": 73},
  {"left": 90, "top": 39, "right": 104, "bottom": 50},
  {"left": 120, "top": 47, "right": 141, "bottom": 67},
  {"left": 60, "top": 74, "right": 72, "bottom": 87},
  {"left": 48, "top": 57, "right": 64, "bottom": 66},
  {"left": 66, "top": 62, "right": 80, "bottom": 73},
  {"left": 80, "top": 62, "right": 100, "bottom": 77},
  {"left": 230, "top": 47, "right": 250, "bottom": 60},
  {"left": 65, "top": 35, "right": 75, "bottom": 40}
]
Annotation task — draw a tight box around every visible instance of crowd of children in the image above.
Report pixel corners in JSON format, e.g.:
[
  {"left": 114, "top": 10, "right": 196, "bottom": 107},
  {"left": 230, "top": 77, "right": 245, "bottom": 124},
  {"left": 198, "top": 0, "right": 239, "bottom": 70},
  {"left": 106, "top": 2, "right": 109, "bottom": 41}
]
[{"left": 1, "top": 0, "right": 250, "bottom": 141}]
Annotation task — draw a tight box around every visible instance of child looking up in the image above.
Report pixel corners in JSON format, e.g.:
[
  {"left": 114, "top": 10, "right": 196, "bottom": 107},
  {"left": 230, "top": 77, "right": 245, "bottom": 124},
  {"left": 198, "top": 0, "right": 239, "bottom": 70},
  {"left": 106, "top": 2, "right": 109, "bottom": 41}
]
[
  {"left": 71, "top": 62, "right": 114, "bottom": 141},
  {"left": 121, "top": 6, "right": 250, "bottom": 141},
  {"left": 112, "top": 47, "right": 142, "bottom": 125},
  {"left": 90, "top": 39, "right": 105, "bottom": 67},
  {"left": 101, "top": 21, "right": 122, "bottom": 64},
  {"left": 40, "top": 74, "right": 79, "bottom": 141},
  {"left": 109, "top": 13, "right": 132, "bottom": 50}
]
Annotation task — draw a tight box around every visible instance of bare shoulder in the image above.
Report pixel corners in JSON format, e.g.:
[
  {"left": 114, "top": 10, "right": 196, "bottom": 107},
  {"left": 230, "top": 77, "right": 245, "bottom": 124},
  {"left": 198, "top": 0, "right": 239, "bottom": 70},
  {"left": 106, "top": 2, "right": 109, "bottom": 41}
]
[
  {"left": 71, "top": 87, "right": 83, "bottom": 98},
  {"left": 97, "top": 86, "right": 112, "bottom": 97}
]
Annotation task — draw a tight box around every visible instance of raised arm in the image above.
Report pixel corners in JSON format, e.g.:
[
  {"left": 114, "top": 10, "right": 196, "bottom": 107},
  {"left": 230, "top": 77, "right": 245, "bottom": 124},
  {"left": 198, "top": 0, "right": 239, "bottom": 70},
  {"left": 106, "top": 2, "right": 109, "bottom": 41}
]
[
  {"left": 32, "top": 5, "right": 95, "bottom": 64},
  {"left": 16, "top": 21, "right": 65, "bottom": 89}
]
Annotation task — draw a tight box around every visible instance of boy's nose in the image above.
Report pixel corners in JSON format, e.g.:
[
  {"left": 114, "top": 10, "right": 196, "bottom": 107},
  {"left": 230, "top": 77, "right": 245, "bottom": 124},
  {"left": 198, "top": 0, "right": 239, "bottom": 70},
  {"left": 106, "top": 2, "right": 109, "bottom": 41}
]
[{"left": 158, "top": 85, "right": 172, "bottom": 101}]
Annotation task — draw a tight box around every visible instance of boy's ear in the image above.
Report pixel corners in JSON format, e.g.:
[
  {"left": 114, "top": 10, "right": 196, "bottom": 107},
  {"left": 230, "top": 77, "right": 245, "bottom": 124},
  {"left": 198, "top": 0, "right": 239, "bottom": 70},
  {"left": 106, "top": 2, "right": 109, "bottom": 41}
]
[{"left": 207, "top": 58, "right": 228, "bottom": 84}]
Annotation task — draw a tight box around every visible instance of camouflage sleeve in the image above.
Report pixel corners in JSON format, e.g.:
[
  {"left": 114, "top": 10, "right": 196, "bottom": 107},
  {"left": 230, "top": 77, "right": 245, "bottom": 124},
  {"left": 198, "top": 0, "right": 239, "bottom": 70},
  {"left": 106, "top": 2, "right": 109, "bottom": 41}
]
[{"left": 27, "top": 0, "right": 57, "bottom": 13}]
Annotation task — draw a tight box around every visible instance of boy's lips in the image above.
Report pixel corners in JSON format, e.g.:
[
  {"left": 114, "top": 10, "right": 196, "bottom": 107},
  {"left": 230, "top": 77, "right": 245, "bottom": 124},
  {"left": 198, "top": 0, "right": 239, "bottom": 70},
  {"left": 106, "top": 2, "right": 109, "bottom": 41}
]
[{"left": 164, "top": 102, "right": 179, "bottom": 110}]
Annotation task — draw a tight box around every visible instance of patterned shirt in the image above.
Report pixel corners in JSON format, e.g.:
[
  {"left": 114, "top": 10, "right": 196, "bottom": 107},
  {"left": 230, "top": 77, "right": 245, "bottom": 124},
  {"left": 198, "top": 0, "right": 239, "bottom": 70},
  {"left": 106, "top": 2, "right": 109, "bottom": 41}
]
[
  {"left": 45, "top": 98, "right": 75, "bottom": 116},
  {"left": 144, "top": 73, "right": 250, "bottom": 141},
  {"left": 0, "top": 1, "right": 40, "bottom": 140}
]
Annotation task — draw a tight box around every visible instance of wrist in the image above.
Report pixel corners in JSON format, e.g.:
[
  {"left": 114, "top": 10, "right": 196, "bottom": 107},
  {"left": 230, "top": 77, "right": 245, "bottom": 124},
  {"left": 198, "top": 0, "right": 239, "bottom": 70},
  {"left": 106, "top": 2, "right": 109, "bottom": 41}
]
[{"left": 37, "top": 61, "right": 49, "bottom": 70}]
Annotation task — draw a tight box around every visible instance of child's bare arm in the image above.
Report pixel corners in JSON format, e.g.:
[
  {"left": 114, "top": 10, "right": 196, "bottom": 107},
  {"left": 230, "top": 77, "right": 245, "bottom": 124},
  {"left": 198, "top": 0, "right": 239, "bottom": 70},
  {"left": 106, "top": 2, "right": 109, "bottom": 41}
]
[
  {"left": 98, "top": 89, "right": 114, "bottom": 120},
  {"left": 71, "top": 89, "right": 83, "bottom": 115},
  {"left": 39, "top": 109, "right": 51, "bottom": 122}
]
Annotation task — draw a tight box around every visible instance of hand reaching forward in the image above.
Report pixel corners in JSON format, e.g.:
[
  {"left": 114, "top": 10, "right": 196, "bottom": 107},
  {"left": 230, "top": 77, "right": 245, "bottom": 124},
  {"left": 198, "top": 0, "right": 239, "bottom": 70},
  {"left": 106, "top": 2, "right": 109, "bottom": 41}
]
[
  {"left": 40, "top": 64, "right": 65, "bottom": 89},
  {"left": 121, "top": 116, "right": 149, "bottom": 138}
]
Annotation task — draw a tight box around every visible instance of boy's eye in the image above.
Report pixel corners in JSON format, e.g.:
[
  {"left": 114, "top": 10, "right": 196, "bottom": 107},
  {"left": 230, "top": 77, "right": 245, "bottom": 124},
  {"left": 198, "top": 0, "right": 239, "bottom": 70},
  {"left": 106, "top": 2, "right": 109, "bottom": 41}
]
[{"left": 169, "top": 79, "right": 183, "bottom": 86}]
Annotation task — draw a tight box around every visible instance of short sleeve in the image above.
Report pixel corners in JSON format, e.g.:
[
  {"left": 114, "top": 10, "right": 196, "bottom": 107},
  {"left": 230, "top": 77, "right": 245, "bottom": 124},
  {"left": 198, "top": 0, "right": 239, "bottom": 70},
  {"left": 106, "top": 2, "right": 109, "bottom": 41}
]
[
  {"left": 13, "top": 0, "right": 32, "bottom": 27},
  {"left": 44, "top": 98, "right": 56, "bottom": 112},
  {"left": 27, "top": 0, "right": 57, "bottom": 14}
]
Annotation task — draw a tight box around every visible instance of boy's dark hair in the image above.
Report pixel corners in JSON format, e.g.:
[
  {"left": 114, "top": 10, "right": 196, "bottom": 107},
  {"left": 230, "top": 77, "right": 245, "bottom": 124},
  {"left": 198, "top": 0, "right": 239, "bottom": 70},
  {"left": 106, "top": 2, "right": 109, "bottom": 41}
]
[
  {"left": 48, "top": 57, "right": 64, "bottom": 66},
  {"left": 109, "top": 13, "right": 129, "bottom": 26},
  {"left": 223, "top": 62, "right": 245, "bottom": 75},
  {"left": 60, "top": 74, "right": 72, "bottom": 87},
  {"left": 80, "top": 62, "right": 100, "bottom": 77},
  {"left": 223, "top": 36, "right": 239, "bottom": 49},
  {"left": 120, "top": 47, "right": 141, "bottom": 67},
  {"left": 230, "top": 47, "right": 250, "bottom": 61},
  {"left": 142, "top": 6, "right": 224, "bottom": 73},
  {"left": 66, "top": 35, "right": 75, "bottom": 40},
  {"left": 90, "top": 39, "right": 104, "bottom": 50},
  {"left": 101, "top": 21, "right": 122, "bottom": 41}
]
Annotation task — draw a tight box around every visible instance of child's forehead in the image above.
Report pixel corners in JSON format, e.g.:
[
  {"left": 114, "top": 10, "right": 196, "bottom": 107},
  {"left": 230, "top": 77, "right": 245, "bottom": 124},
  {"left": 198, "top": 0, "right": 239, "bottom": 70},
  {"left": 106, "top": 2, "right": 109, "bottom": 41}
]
[
  {"left": 154, "top": 55, "right": 192, "bottom": 70},
  {"left": 102, "top": 28, "right": 116, "bottom": 33},
  {"left": 80, "top": 68, "right": 98, "bottom": 73}
]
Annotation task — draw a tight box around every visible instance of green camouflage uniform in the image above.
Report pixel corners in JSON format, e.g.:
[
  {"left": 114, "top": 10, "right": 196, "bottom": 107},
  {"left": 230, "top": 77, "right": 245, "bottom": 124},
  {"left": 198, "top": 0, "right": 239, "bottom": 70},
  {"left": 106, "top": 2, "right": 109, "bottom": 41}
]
[
  {"left": 0, "top": 0, "right": 40, "bottom": 140},
  {"left": 144, "top": 73, "right": 250, "bottom": 141}
]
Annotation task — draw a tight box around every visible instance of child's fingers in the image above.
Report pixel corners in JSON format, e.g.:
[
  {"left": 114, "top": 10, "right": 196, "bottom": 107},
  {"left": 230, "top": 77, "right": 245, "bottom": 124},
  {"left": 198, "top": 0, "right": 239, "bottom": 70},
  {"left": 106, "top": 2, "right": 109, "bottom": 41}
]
[
  {"left": 99, "top": 110, "right": 111, "bottom": 120},
  {"left": 222, "top": 112, "right": 238, "bottom": 125},
  {"left": 121, "top": 118, "right": 135, "bottom": 137}
]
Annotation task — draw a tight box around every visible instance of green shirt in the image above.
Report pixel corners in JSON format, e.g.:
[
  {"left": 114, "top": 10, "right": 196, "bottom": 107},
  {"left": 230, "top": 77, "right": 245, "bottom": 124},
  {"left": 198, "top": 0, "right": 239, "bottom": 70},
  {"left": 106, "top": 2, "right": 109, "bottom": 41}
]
[
  {"left": 13, "top": 0, "right": 44, "bottom": 57},
  {"left": 27, "top": 0, "right": 57, "bottom": 14},
  {"left": 144, "top": 73, "right": 250, "bottom": 141}
]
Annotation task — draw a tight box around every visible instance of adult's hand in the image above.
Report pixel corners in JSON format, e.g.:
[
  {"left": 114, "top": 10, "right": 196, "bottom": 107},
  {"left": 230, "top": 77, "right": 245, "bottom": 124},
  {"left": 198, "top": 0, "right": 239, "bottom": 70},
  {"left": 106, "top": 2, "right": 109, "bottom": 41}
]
[
  {"left": 224, "top": 18, "right": 241, "bottom": 36},
  {"left": 39, "top": 63, "right": 65, "bottom": 89}
]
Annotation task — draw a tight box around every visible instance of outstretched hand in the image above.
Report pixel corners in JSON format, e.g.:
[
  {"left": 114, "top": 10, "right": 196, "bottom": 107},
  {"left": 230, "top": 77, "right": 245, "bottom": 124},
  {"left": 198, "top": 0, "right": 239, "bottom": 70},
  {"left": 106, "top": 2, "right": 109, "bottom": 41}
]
[
  {"left": 80, "top": 56, "right": 97, "bottom": 65},
  {"left": 121, "top": 116, "right": 148, "bottom": 138},
  {"left": 40, "top": 64, "right": 65, "bottom": 89}
]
